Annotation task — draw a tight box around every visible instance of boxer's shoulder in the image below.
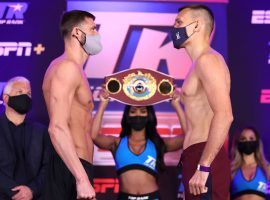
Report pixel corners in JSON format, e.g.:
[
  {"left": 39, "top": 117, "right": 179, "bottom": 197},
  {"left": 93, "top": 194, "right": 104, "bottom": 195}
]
[
  {"left": 197, "top": 51, "right": 222, "bottom": 66},
  {"left": 48, "top": 59, "right": 82, "bottom": 81},
  {"left": 195, "top": 51, "right": 227, "bottom": 77}
]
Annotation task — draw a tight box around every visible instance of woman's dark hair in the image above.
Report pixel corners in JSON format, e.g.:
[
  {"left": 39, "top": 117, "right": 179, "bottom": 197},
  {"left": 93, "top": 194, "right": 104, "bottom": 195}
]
[{"left": 119, "top": 105, "right": 166, "bottom": 172}]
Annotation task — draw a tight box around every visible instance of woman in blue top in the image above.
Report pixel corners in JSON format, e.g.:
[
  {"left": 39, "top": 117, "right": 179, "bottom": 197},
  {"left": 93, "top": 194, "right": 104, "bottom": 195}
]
[
  {"left": 91, "top": 89, "right": 184, "bottom": 200},
  {"left": 230, "top": 126, "right": 270, "bottom": 200}
]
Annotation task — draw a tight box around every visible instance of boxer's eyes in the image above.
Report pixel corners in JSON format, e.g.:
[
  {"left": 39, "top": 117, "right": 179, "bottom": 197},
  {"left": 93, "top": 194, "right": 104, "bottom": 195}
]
[
  {"left": 175, "top": 19, "right": 183, "bottom": 26},
  {"left": 91, "top": 26, "right": 96, "bottom": 31}
]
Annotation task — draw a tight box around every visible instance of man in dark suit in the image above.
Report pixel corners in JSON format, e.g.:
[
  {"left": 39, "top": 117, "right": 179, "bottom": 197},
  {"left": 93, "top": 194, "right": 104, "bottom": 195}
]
[
  {"left": 0, "top": 76, "right": 51, "bottom": 200},
  {"left": 0, "top": 104, "right": 4, "bottom": 114}
]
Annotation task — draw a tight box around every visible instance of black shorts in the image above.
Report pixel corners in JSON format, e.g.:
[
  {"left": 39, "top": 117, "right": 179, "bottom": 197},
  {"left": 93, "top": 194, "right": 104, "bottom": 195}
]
[
  {"left": 117, "top": 191, "right": 160, "bottom": 200},
  {"left": 43, "top": 150, "right": 94, "bottom": 200}
]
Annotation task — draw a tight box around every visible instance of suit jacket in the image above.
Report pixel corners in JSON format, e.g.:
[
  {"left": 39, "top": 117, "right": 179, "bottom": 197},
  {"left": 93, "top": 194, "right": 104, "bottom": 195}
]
[
  {"left": 0, "top": 105, "right": 4, "bottom": 115},
  {"left": 0, "top": 114, "right": 51, "bottom": 200}
]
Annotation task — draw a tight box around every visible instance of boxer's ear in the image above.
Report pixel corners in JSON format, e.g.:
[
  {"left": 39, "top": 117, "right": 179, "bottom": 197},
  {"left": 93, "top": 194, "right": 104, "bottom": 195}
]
[
  {"left": 194, "top": 20, "right": 200, "bottom": 32},
  {"left": 71, "top": 26, "right": 79, "bottom": 37}
]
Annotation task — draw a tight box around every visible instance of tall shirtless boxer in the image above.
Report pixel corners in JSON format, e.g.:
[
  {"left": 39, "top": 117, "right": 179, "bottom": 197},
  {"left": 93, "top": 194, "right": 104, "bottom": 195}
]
[
  {"left": 171, "top": 5, "right": 233, "bottom": 200},
  {"left": 42, "top": 10, "right": 102, "bottom": 199}
]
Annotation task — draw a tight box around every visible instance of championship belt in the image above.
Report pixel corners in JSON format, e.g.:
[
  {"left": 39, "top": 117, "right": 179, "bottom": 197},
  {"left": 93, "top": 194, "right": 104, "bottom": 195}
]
[{"left": 105, "top": 68, "right": 174, "bottom": 106}]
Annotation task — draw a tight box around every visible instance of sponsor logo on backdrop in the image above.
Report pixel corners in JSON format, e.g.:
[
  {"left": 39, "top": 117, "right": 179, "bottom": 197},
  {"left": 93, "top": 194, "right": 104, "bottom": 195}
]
[
  {"left": 0, "top": 2, "right": 28, "bottom": 25},
  {"left": 0, "top": 42, "right": 45, "bottom": 56},
  {"left": 94, "top": 178, "right": 119, "bottom": 194},
  {"left": 251, "top": 10, "right": 270, "bottom": 24},
  {"left": 84, "top": 12, "right": 193, "bottom": 80},
  {"left": 260, "top": 89, "right": 270, "bottom": 104}
]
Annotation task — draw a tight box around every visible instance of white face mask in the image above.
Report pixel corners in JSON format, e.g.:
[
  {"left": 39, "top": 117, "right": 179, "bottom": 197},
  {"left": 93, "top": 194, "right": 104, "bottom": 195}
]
[
  {"left": 83, "top": 34, "right": 102, "bottom": 55},
  {"left": 76, "top": 29, "right": 102, "bottom": 55}
]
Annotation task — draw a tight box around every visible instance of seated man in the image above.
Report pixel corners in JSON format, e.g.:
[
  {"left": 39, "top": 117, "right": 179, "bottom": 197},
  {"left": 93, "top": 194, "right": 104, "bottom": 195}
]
[{"left": 0, "top": 76, "right": 51, "bottom": 200}]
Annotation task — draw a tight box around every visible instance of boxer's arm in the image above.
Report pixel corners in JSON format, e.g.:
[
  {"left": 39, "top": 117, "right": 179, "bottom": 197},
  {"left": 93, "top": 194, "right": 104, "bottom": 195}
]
[
  {"left": 48, "top": 61, "right": 90, "bottom": 183},
  {"left": 197, "top": 54, "right": 233, "bottom": 167}
]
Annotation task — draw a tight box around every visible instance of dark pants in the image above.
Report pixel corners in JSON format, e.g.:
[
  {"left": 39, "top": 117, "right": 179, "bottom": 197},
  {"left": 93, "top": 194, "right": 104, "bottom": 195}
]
[
  {"left": 181, "top": 142, "right": 230, "bottom": 200},
  {"left": 43, "top": 150, "right": 93, "bottom": 200}
]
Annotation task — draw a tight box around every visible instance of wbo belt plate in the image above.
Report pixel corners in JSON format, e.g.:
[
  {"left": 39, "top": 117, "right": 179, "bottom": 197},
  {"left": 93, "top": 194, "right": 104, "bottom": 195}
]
[{"left": 105, "top": 68, "right": 174, "bottom": 106}]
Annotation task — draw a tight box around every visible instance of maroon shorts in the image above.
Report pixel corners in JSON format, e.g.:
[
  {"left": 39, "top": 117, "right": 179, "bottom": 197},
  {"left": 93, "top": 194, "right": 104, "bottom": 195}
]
[{"left": 181, "top": 142, "right": 230, "bottom": 200}]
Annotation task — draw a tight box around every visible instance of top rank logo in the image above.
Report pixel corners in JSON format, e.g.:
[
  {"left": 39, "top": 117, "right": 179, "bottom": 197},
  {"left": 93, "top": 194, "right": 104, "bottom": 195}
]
[{"left": 0, "top": 2, "right": 28, "bottom": 25}]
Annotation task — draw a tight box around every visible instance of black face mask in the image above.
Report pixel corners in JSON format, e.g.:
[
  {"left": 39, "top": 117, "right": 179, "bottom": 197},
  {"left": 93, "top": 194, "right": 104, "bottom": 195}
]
[
  {"left": 171, "top": 21, "right": 197, "bottom": 49},
  {"left": 127, "top": 116, "right": 148, "bottom": 131},
  {"left": 237, "top": 141, "right": 259, "bottom": 155},
  {"left": 8, "top": 94, "right": 32, "bottom": 115}
]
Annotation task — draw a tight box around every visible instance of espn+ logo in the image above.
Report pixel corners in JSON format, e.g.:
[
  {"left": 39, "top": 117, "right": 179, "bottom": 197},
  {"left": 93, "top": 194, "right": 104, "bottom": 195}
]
[{"left": 0, "top": 42, "right": 45, "bottom": 56}]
